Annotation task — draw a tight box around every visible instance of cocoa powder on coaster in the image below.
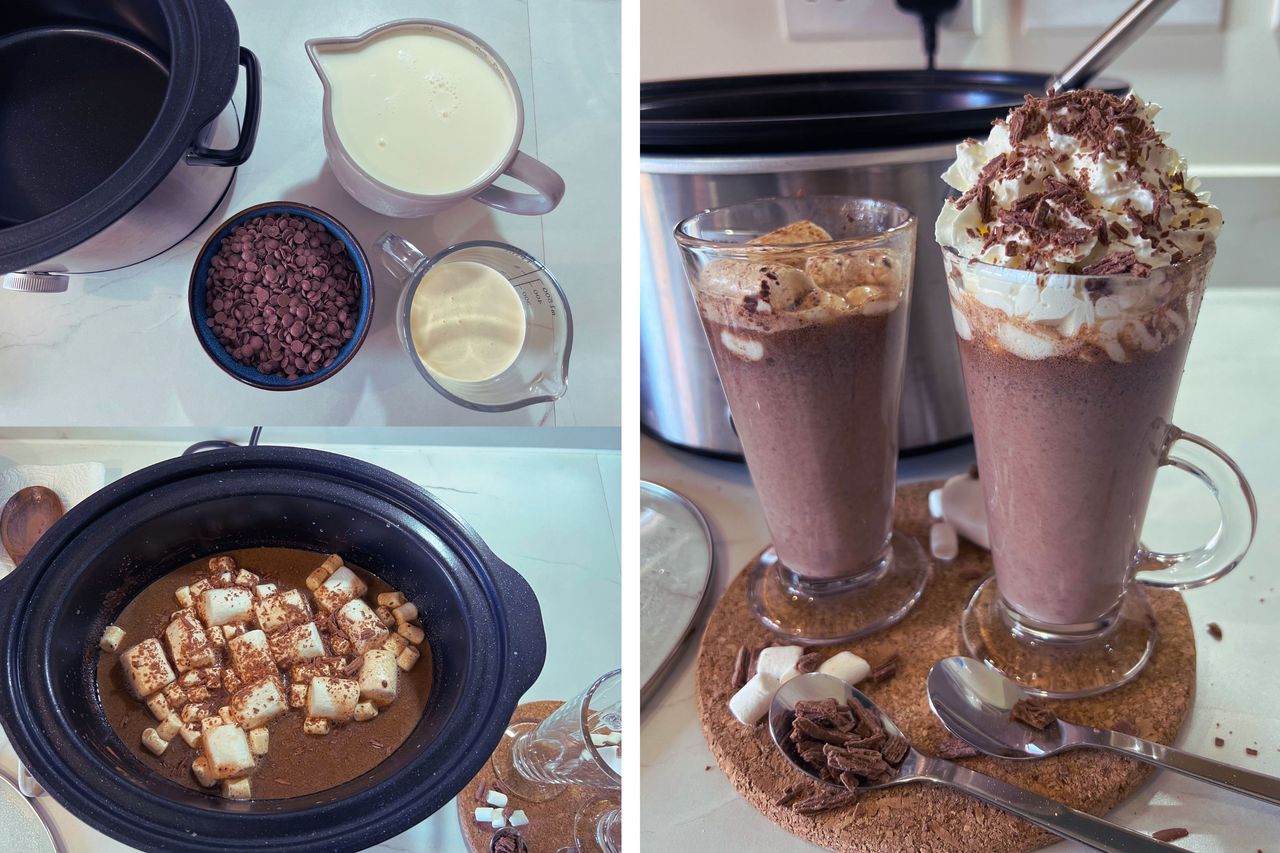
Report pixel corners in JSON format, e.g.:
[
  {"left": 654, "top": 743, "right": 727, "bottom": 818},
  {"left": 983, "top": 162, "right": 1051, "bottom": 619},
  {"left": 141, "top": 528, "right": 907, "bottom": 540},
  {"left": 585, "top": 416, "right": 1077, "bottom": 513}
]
[{"left": 205, "top": 213, "right": 361, "bottom": 381}]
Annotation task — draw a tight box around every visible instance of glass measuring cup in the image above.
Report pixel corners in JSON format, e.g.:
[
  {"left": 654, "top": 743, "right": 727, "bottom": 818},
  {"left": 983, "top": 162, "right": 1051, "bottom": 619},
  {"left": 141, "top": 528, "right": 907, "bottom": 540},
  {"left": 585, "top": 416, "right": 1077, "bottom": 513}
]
[{"left": 380, "top": 233, "right": 572, "bottom": 414}]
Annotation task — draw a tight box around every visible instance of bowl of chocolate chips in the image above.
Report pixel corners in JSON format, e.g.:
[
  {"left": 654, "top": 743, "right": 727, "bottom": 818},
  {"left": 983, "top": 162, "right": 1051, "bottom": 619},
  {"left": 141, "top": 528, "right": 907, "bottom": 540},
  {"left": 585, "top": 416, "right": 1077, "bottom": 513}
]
[{"left": 189, "top": 202, "right": 374, "bottom": 390}]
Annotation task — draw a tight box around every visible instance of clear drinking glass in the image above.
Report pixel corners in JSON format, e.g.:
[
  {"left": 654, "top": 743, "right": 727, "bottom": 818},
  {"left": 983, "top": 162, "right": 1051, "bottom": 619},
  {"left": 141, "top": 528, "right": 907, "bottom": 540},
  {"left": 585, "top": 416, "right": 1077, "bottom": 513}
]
[
  {"left": 492, "top": 669, "right": 622, "bottom": 802},
  {"left": 674, "top": 197, "right": 931, "bottom": 643},
  {"left": 573, "top": 797, "right": 621, "bottom": 853},
  {"left": 942, "top": 246, "right": 1256, "bottom": 697}
]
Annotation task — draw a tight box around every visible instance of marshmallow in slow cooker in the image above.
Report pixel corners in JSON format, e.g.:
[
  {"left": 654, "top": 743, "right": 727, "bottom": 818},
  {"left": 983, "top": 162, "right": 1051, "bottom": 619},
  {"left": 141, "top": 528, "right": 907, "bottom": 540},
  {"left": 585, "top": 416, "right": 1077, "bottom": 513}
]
[
  {"left": 120, "top": 639, "right": 177, "bottom": 699},
  {"left": 306, "top": 676, "right": 360, "bottom": 722},
  {"left": 268, "top": 621, "right": 326, "bottom": 666},
  {"left": 337, "top": 597, "right": 390, "bottom": 654},
  {"left": 358, "top": 648, "right": 399, "bottom": 706},
  {"left": 314, "top": 566, "right": 368, "bottom": 612},
  {"left": 229, "top": 678, "right": 287, "bottom": 730},
  {"left": 202, "top": 724, "right": 255, "bottom": 780},
  {"left": 729, "top": 672, "right": 777, "bottom": 726},
  {"left": 199, "top": 587, "right": 255, "bottom": 627}
]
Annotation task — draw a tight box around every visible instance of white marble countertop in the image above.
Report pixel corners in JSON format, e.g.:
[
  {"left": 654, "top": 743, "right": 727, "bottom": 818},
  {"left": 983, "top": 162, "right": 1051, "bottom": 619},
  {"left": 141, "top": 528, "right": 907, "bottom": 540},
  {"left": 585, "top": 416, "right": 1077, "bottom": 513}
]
[
  {"left": 0, "top": 432, "right": 621, "bottom": 852},
  {"left": 0, "top": 0, "right": 620, "bottom": 428},
  {"left": 640, "top": 288, "right": 1280, "bottom": 851}
]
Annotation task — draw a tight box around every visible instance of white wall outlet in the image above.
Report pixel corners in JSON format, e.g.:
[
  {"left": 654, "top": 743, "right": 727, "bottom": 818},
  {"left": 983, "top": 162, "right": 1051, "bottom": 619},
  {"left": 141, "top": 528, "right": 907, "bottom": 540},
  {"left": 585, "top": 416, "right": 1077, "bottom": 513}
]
[
  {"left": 1022, "top": 0, "right": 1226, "bottom": 33},
  {"left": 782, "top": 0, "right": 975, "bottom": 42}
]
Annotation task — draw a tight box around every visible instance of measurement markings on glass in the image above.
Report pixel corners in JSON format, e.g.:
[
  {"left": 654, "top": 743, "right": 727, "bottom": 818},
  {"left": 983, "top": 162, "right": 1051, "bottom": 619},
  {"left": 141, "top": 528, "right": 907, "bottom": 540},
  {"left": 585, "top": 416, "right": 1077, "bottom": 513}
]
[{"left": 507, "top": 271, "right": 557, "bottom": 317}]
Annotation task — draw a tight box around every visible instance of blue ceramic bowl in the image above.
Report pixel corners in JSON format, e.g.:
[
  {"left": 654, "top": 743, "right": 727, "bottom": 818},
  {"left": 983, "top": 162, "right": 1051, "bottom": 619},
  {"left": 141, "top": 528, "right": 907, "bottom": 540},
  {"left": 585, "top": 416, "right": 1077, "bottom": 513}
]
[{"left": 189, "top": 201, "right": 374, "bottom": 390}]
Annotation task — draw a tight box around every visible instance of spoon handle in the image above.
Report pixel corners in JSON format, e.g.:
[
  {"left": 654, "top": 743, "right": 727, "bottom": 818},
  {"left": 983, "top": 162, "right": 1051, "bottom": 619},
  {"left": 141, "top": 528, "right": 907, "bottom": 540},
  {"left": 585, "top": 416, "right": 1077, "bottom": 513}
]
[
  {"left": 1087, "top": 729, "right": 1280, "bottom": 806},
  {"left": 920, "top": 758, "right": 1177, "bottom": 852}
]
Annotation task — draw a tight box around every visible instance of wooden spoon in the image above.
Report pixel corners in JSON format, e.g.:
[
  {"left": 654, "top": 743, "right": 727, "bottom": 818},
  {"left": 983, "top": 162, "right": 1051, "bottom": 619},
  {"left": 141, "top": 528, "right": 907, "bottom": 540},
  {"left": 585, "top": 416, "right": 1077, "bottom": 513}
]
[{"left": 0, "top": 486, "right": 65, "bottom": 566}]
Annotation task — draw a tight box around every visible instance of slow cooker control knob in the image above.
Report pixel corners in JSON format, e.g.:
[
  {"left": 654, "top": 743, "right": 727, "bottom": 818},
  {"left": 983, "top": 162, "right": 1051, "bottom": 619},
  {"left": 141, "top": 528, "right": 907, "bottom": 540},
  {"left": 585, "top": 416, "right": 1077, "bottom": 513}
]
[{"left": 2, "top": 272, "right": 70, "bottom": 293}]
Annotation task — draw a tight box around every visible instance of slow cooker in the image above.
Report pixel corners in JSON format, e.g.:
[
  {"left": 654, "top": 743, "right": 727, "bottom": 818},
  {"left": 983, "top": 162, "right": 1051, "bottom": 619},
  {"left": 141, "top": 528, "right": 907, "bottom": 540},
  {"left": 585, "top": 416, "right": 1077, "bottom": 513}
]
[
  {"left": 0, "top": 446, "right": 545, "bottom": 852},
  {"left": 640, "top": 70, "right": 1127, "bottom": 457}
]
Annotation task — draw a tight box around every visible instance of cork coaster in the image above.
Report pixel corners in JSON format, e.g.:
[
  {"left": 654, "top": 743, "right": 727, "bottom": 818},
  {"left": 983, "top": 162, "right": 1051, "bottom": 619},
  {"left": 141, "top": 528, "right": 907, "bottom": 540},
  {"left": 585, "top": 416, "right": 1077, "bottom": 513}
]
[
  {"left": 696, "top": 480, "right": 1195, "bottom": 853},
  {"left": 457, "top": 700, "right": 610, "bottom": 853}
]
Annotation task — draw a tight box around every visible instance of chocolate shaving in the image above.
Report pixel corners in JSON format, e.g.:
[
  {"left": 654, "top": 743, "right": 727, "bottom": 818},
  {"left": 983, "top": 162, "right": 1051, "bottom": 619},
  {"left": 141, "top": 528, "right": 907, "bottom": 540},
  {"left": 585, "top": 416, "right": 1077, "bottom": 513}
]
[
  {"left": 774, "top": 781, "right": 809, "bottom": 807},
  {"left": 880, "top": 733, "right": 909, "bottom": 765},
  {"left": 1009, "top": 698, "right": 1058, "bottom": 730},
  {"left": 1214, "top": 737, "right": 1225, "bottom": 747},
  {"left": 793, "top": 789, "right": 859, "bottom": 816},
  {"left": 870, "top": 653, "right": 899, "bottom": 684},
  {"left": 492, "top": 827, "right": 529, "bottom": 853},
  {"left": 1247, "top": 747, "right": 1259, "bottom": 756},
  {"left": 795, "top": 652, "right": 823, "bottom": 674},
  {"left": 1152, "top": 828, "right": 1189, "bottom": 842},
  {"left": 935, "top": 737, "right": 979, "bottom": 759},
  {"left": 1207, "top": 622, "right": 1222, "bottom": 640},
  {"left": 1113, "top": 719, "right": 1138, "bottom": 737},
  {"left": 731, "top": 645, "right": 751, "bottom": 689}
]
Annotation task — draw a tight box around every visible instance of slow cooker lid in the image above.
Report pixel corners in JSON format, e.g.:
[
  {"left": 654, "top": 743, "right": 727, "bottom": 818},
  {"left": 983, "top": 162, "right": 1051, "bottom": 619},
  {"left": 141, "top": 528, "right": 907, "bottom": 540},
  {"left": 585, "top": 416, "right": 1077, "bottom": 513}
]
[
  {"left": 0, "top": 0, "right": 242, "bottom": 274},
  {"left": 641, "top": 69, "right": 1128, "bottom": 155}
]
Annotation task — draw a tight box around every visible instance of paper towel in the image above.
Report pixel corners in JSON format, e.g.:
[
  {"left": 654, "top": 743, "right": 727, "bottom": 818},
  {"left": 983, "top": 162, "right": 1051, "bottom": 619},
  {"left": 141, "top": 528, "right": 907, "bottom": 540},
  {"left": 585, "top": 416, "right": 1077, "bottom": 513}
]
[{"left": 0, "top": 463, "right": 106, "bottom": 577}]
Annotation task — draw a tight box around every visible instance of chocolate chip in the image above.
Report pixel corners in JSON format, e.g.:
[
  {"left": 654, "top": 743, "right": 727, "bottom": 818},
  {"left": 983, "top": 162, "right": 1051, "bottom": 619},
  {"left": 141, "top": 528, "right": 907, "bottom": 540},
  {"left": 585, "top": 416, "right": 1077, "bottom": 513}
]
[
  {"left": 1214, "top": 737, "right": 1224, "bottom": 747},
  {"left": 1152, "top": 828, "right": 1189, "bottom": 842},
  {"left": 1207, "top": 622, "right": 1223, "bottom": 640},
  {"left": 1247, "top": 747, "right": 1259, "bottom": 756},
  {"left": 204, "top": 213, "right": 361, "bottom": 380}
]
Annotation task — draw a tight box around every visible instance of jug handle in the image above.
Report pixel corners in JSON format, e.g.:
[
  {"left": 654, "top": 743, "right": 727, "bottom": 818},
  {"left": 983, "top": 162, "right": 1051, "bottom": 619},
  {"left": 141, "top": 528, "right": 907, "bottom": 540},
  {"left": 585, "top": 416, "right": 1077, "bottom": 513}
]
[
  {"left": 377, "top": 232, "right": 428, "bottom": 284},
  {"left": 473, "top": 152, "right": 566, "bottom": 217}
]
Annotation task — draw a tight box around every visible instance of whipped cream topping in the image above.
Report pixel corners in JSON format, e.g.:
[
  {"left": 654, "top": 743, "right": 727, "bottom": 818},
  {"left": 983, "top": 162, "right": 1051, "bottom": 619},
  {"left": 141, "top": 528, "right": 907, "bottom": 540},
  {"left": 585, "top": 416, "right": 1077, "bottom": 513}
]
[{"left": 936, "top": 90, "right": 1221, "bottom": 274}]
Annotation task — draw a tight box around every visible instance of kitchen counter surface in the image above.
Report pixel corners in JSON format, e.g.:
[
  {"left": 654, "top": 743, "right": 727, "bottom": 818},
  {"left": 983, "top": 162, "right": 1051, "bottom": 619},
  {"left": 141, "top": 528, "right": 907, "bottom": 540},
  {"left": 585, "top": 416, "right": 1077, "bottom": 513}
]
[
  {"left": 0, "top": 432, "right": 621, "bottom": 852},
  {"left": 641, "top": 287, "right": 1280, "bottom": 851},
  {"left": 0, "top": 0, "right": 620, "bottom": 428}
]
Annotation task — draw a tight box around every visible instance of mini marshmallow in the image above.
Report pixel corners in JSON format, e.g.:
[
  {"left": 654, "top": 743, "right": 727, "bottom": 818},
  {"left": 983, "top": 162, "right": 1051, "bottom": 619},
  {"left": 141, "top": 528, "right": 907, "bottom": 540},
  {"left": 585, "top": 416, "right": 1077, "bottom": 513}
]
[
  {"left": 303, "top": 716, "right": 331, "bottom": 736},
  {"left": 182, "top": 703, "right": 213, "bottom": 723},
  {"left": 396, "top": 646, "right": 420, "bottom": 672},
  {"left": 199, "top": 587, "right": 255, "bottom": 627},
  {"left": 268, "top": 621, "right": 327, "bottom": 666},
  {"left": 142, "top": 728, "right": 169, "bottom": 756},
  {"left": 396, "top": 622, "right": 425, "bottom": 646},
  {"left": 314, "top": 566, "right": 368, "bottom": 612},
  {"left": 229, "top": 679, "right": 287, "bottom": 729},
  {"left": 289, "top": 683, "right": 307, "bottom": 708},
  {"left": 358, "top": 649, "right": 399, "bottom": 706},
  {"left": 330, "top": 635, "right": 352, "bottom": 656},
  {"left": 818, "top": 651, "right": 871, "bottom": 686},
  {"left": 305, "top": 568, "right": 328, "bottom": 591},
  {"left": 337, "top": 598, "right": 389, "bottom": 654},
  {"left": 319, "top": 554, "right": 343, "bottom": 575},
  {"left": 219, "top": 705, "right": 235, "bottom": 725},
  {"left": 509, "top": 810, "right": 529, "bottom": 828},
  {"left": 157, "top": 713, "right": 183, "bottom": 741},
  {"left": 203, "top": 724, "right": 255, "bottom": 779},
  {"left": 474, "top": 807, "right": 494, "bottom": 823},
  {"left": 180, "top": 723, "right": 203, "bottom": 749},
  {"left": 374, "top": 605, "right": 396, "bottom": 627},
  {"left": 222, "top": 778, "right": 251, "bottom": 800},
  {"left": 383, "top": 633, "right": 410, "bottom": 656},
  {"left": 228, "top": 630, "right": 277, "bottom": 684},
  {"left": 376, "top": 591, "right": 406, "bottom": 608},
  {"left": 186, "top": 685, "right": 211, "bottom": 703},
  {"left": 100, "top": 625, "right": 125, "bottom": 653},
  {"left": 120, "top": 639, "right": 176, "bottom": 699},
  {"left": 146, "top": 693, "right": 171, "bottom": 722},
  {"left": 174, "top": 586, "right": 193, "bottom": 609},
  {"left": 221, "top": 624, "right": 243, "bottom": 640},
  {"left": 756, "top": 645, "right": 804, "bottom": 684},
  {"left": 930, "top": 522, "right": 959, "bottom": 561},
  {"left": 233, "top": 569, "right": 259, "bottom": 588},
  {"left": 208, "top": 555, "right": 237, "bottom": 573},
  {"left": 189, "top": 578, "right": 211, "bottom": 598},
  {"left": 729, "top": 672, "right": 778, "bottom": 726},
  {"left": 248, "top": 727, "right": 269, "bottom": 756},
  {"left": 200, "top": 716, "right": 225, "bottom": 734},
  {"left": 165, "top": 611, "right": 215, "bottom": 673},
  {"left": 491, "top": 811, "right": 506, "bottom": 829},
  {"left": 162, "top": 683, "right": 187, "bottom": 706},
  {"left": 940, "top": 473, "right": 989, "bottom": 549},
  {"left": 391, "top": 602, "right": 418, "bottom": 624},
  {"left": 191, "top": 755, "right": 217, "bottom": 787},
  {"left": 353, "top": 701, "right": 379, "bottom": 722},
  {"left": 255, "top": 583, "right": 277, "bottom": 599},
  {"left": 306, "top": 676, "right": 360, "bottom": 722},
  {"left": 486, "top": 790, "right": 509, "bottom": 807},
  {"left": 254, "top": 589, "right": 311, "bottom": 634},
  {"left": 928, "top": 488, "right": 945, "bottom": 520}
]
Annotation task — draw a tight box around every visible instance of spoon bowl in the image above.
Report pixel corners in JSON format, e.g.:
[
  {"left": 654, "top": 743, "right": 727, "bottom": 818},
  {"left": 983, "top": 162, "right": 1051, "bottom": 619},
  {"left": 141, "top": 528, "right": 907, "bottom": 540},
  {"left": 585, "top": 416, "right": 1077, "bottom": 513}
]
[
  {"left": 0, "top": 486, "right": 65, "bottom": 567},
  {"left": 926, "top": 655, "right": 1071, "bottom": 759}
]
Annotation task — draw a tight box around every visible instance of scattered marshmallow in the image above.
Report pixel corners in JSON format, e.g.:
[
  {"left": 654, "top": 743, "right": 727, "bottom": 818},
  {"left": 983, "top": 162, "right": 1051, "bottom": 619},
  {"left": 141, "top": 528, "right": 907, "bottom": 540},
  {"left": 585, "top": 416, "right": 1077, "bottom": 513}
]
[
  {"left": 222, "top": 778, "right": 252, "bottom": 800},
  {"left": 928, "top": 488, "right": 944, "bottom": 519},
  {"left": 509, "top": 810, "right": 529, "bottom": 828},
  {"left": 818, "top": 651, "right": 871, "bottom": 686},
  {"left": 146, "top": 693, "right": 172, "bottom": 722},
  {"left": 248, "top": 727, "right": 269, "bottom": 756},
  {"left": 180, "top": 722, "right": 203, "bottom": 749},
  {"left": 337, "top": 598, "right": 390, "bottom": 654},
  {"left": 930, "top": 522, "right": 959, "bottom": 561},
  {"left": 353, "top": 701, "right": 378, "bottom": 722},
  {"left": 486, "top": 789, "right": 509, "bottom": 808},
  {"left": 200, "top": 716, "right": 224, "bottom": 734},
  {"left": 474, "top": 807, "right": 494, "bottom": 823},
  {"left": 162, "top": 683, "right": 187, "bottom": 707},
  {"left": 199, "top": 587, "right": 255, "bottom": 627},
  {"left": 254, "top": 588, "right": 311, "bottom": 633},
  {"left": 940, "top": 473, "right": 989, "bottom": 549},
  {"left": 164, "top": 611, "right": 215, "bottom": 672},
  {"left": 229, "top": 679, "right": 287, "bottom": 729},
  {"left": 314, "top": 566, "right": 368, "bottom": 612},
  {"left": 303, "top": 716, "right": 331, "bottom": 736},
  {"left": 491, "top": 811, "right": 507, "bottom": 829},
  {"left": 191, "top": 755, "right": 217, "bottom": 787},
  {"left": 729, "top": 672, "right": 778, "bottom": 726},
  {"left": 157, "top": 714, "right": 183, "bottom": 741},
  {"left": 219, "top": 705, "right": 236, "bottom": 725},
  {"left": 227, "top": 629, "right": 277, "bottom": 684},
  {"left": 233, "top": 569, "right": 259, "bottom": 588},
  {"left": 203, "top": 724, "right": 255, "bottom": 779},
  {"left": 99, "top": 625, "right": 125, "bottom": 653},
  {"left": 396, "top": 622, "right": 425, "bottom": 646},
  {"left": 267, "top": 621, "right": 326, "bottom": 666},
  {"left": 358, "top": 649, "right": 399, "bottom": 706},
  {"left": 120, "top": 639, "right": 176, "bottom": 699},
  {"left": 289, "top": 683, "right": 307, "bottom": 708},
  {"left": 391, "top": 602, "right": 417, "bottom": 624},
  {"left": 383, "top": 633, "right": 410, "bottom": 656},
  {"left": 307, "top": 676, "right": 360, "bottom": 722},
  {"left": 396, "top": 646, "right": 420, "bottom": 672},
  {"left": 174, "top": 586, "right": 193, "bottom": 609},
  {"left": 142, "top": 727, "right": 169, "bottom": 756},
  {"left": 376, "top": 591, "right": 406, "bottom": 608},
  {"left": 756, "top": 645, "right": 804, "bottom": 684}
]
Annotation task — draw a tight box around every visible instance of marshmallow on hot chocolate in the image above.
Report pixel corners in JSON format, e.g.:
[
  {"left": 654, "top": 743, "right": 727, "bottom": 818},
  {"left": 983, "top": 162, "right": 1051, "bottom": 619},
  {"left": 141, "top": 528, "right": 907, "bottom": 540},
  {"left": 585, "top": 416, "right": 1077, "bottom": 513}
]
[
  {"left": 314, "top": 566, "right": 368, "bottom": 612},
  {"left": 223, "top": 778, "right": 252, "bottom": 800},
  {"left": 756, "top": 645, "right": 804, "bottom": 684},
  {"left": 818, "top": 651, "right": 871, "bottom": 686},
  {"left": 199, "top": 587, "right": 255, "bottom": 627},
  {"left": 306, "top": 676, "right": 360, "bottom": 722},
  {"left": 99, "top": 625, "right": 125, "bottom": 653},
  {"left": 729, "top": 672, "right": 777, "bottom": 726},
  {"left": 254, "top": 588, "right": 311, "bottom": 633},
  {"left": 202, "top": 724, "right": 255, "bottom": 780},
  {"left": 164, "top": 610, "right": 216, "bottom": 673},
  {"left": 337, "top": 598, "right": 390, "bottom": 654},
  {"left": 268, "top": 621, "right": 327, "bottom": 666},
  {"left": 229, "top": 679, "right": 287, "bottom": 730},
  {"left": 227, "top": 629, "right": 278, "bottom": 684},
  {"left": 120, "top": 639, "right": 177, "bottom": 699},
  {"left": 358, "top": 648, "right": 399, "bottom": 706}
]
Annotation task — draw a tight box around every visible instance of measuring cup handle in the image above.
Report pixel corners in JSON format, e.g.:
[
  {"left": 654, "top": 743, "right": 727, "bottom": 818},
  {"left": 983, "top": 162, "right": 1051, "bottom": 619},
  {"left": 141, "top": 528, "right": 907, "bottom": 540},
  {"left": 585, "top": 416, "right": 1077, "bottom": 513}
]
[
  {"left": 377, "top": 232, "right": 428, "bottom": 284},
  {"left": 472, "top": 151, "right": 565, "bottom": 216},
  {"left": 1135, "top": 426, "right": 1257, "bottom": 590}
]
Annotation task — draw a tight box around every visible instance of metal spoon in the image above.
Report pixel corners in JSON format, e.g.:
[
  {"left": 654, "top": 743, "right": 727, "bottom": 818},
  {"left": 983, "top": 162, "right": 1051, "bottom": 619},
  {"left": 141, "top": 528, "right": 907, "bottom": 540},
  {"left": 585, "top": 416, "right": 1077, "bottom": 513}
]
[
  {"left": 1048, "top": 0, "right": 1180, "bottom": 93},
  {"left": 769, "top": 673, "right": 1177, "bottom": 852},
  {"left": 928, "top": 655, "right": 1280, "bottom": 807},
  {"left": 0, "top": 486, "right": 64, "bottom": 566}
]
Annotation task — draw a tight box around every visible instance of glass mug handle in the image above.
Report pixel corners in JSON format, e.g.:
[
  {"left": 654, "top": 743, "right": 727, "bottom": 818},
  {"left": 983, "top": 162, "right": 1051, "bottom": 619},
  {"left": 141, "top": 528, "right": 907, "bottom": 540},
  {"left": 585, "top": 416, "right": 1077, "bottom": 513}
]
[
  {"left": 1135, "top": 426, "right": 1257, "bottom": 590},
  {"left": 376, "top": 232, "right": 427, "bottom": 284}
]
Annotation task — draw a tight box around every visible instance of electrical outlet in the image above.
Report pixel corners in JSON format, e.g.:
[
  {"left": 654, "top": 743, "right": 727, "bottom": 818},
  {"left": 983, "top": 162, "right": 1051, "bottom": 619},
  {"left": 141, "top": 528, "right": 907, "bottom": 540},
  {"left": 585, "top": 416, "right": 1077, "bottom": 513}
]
[
  {"left": 1023, "top": 0, "right": 1225, "bottom": 32},
  {"left": 782, "top": 0, "right": 975, "bottom": 42}
]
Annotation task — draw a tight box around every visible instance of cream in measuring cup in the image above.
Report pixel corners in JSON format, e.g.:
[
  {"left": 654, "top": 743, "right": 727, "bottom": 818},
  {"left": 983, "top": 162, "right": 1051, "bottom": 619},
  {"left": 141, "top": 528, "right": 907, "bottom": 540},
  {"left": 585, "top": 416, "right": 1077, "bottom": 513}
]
[{"left": 409, "top": 260, "right": 527, "bottom": 382}]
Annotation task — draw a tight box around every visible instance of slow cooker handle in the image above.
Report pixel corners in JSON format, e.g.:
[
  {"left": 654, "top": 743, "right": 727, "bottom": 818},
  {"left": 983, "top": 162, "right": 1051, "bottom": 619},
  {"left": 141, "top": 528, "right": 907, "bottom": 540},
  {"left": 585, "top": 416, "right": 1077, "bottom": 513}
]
[
  {"left": 187, "top": 48, "right": 262, "bottom": 168},
  {"left": 491, "top": 559, "right": 547, "bottom": 699}
]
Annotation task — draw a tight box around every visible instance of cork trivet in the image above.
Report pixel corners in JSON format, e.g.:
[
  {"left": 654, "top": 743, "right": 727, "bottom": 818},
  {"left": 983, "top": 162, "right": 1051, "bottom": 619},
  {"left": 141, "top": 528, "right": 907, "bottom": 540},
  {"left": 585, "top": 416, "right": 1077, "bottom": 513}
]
[
  {"left": 696, "top": 480, "right": 1195, "bottom": 853},
  {"left": 457, "top": 700, "right": 609, "bottom": 853}
]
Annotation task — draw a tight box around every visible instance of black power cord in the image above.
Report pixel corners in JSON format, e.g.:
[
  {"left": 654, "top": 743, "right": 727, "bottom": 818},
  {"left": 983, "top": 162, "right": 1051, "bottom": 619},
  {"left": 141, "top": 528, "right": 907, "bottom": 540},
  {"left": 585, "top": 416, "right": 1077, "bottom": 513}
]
[
  {"left": 896, "top": 0, "right": 961, "bottom": 70},
  {"left": 182, "top": 426, "right": 263, "bottom": 456}
]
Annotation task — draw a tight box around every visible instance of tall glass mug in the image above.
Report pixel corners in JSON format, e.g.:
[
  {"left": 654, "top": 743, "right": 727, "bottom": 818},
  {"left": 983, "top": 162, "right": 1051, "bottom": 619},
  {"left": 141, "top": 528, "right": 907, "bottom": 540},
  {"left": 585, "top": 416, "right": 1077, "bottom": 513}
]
[
  {"left": 942, "top": 245, "right": 1256, "bottom": 697},
  {"left": 674, "top": 197, "right": 931, "bottom": 643}
]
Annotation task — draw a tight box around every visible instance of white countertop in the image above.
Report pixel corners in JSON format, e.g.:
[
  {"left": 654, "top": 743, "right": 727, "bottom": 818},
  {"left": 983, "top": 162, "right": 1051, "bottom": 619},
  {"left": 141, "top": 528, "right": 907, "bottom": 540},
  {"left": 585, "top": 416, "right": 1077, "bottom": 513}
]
[
  {"left": 640, "top": 288, "right": 1280, "bottom": 851},
  {"left": 0, "top": 432, "right": 621, "bottom": 852},
  {"left": 0, "top": 0, "right": 620, "bottom": 428}
]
